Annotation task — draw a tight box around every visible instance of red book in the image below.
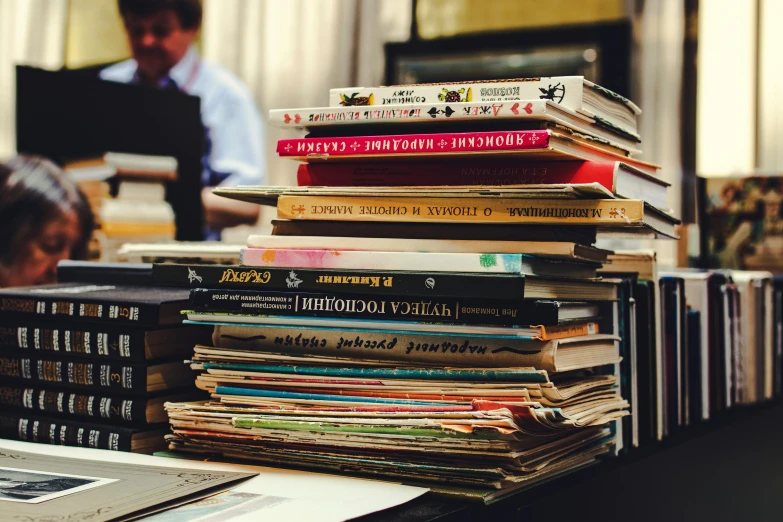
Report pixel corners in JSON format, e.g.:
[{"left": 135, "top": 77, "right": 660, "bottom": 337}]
[
  {"left": 298, "top": 160, "right": 670, "bottom": 209},
  {"left": 277, "top": 129, "right": 659, "bottom": 176}
]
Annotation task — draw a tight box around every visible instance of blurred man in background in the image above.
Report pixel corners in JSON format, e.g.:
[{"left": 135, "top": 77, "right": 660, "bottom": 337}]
[{"left": 101, "top": 0, "right": 264, "bottom": 238}]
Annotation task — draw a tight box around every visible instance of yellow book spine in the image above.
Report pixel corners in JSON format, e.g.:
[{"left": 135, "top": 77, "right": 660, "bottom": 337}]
[
  {"left": 538, "top": 322, "right": 599, "bottom": 341},
  {"left": 101, "top": 222, "right": 176, "bottom": 237},
  {"left": 277, "top": 195, "right": 644, "bottom": 225}
]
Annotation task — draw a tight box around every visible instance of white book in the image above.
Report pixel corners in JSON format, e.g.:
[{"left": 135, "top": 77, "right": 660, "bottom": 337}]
[
  {"left": 329, "top": 77, "right": 641, "bottom": 136},
  {"left": 240, "top": 248, "right": 600, "bottom": 279},
  {"left": 729, "top": 271, "right": 774, "bottom": 402},
  {"left": 245, "top": 235, "right": 611, "bottom": 262},
  {"left": 270, "top": 99, "right": 641, "bottom": 153}
]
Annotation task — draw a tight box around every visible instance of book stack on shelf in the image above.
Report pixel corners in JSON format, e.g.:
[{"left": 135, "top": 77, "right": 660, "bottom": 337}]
[
  {"left": 153, "top": 77, "right": 680, "bottom": 501},
  {"left": 66, "top": 153, "right": 178, "bottom": 261},
  {"left": 0, "top": 280, "right": 211, "bottom": 453}
]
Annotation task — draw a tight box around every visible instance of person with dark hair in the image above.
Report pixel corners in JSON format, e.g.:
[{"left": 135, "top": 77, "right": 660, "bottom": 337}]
[
  {"left": 100, "top": 0, "right": 264, "bottom": 238},
  {"left": 0, "top": 155, "right": 94, "bottom": 288}
]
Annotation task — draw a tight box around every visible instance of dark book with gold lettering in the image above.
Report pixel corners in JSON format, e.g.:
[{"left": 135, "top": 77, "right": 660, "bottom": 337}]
[
  {"left": 0, "top": 283, "right": 191, "bottom": 327},
  {"left": 189, "top": 288, "right": 617, "bottom": 326},
  {"left": 0, "top": 385, "right": 199, "bottom": 426},
  {"left": 0, "top": 353, "right": 195, "bottom": 396},
  {"left": 0, "top": 411, "right": 168, "bottom": 453},
  {"left": 154, "top": 263, "right": 616, "bottom": 300},
  {"left": 0, "top": 322, "right": 211, "bottom": 363}
]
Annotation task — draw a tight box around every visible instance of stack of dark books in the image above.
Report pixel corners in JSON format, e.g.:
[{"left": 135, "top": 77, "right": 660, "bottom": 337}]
[{"left": 0, "top": 280, "right": 210, "bottom": 453}]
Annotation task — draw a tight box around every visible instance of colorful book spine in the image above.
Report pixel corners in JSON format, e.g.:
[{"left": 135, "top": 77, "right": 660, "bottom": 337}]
[
  {"left": 276, "top": 129, "right": 550, "bottom": 157},
  {"left": 273, "top": 100, "right": 558, "bottom": 126},
  {"left": 328, "top": 76, "right": 640, "bottom": 115},
  {"left": 200, "top": 361, "right": 551, "bottom": 381},
  {"left": 152, "top": 263, "right": 527, "bottom": 299},
  {"left": 1, "top": 324, "right": 146, "bottom": 362},
  {"left": 0, "top": 412, "right": 140, "bottom": 451},
  {"left": 0, "top": 354, "right": 150, "bottom": 395},
  {"left": 0, "top": 385, "right": 149, "bottom": 424},
  {"left": 271, "top": 100, "right": 640, "bottom": 144},
  {"left": 0, "top": 294, "right": 162, "bottom": 327},
  {"left": 276, "top": 195, "right": 644, "bottom": 225},
  {"left": 191, "top": 288, "right": 562, "bottom": 327},
  {"left": 239, "top": 248, "right": 592, "bottom": 274}
]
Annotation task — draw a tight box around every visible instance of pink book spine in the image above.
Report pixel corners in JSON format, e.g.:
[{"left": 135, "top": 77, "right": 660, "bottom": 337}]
[{"left": 276, "top": 130, "right": 551, "bottom": 157}]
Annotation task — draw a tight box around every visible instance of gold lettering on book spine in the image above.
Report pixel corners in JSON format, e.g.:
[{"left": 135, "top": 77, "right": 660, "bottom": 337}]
[
  {"left": 0, "top": 357, "right": 21, "bottom": 377},
  {"left": 218, "top": 268, "right": 272, "bottom": 285},
  {"left": 0, "top": 327, "right": 16, "bottom": 346},
  {"left": 0, "top": 298, "right": 35, "bottom": 313},
  {"left": 0, "top": 386, "right": 22, "bottom": 406},
  {"left": 81, "top": 303, "right": 101, "bottom": 317}
]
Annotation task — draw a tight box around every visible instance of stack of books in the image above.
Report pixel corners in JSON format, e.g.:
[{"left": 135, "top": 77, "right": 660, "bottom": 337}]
[
  {"left": 158, "top": 76, "right": 678, "bottom": 500},
  {"left": 0, "top": 280, "right": 210, "bottom": 453},
  {"left": 66, "top": 153, "right": 179, "bottom": 261}
]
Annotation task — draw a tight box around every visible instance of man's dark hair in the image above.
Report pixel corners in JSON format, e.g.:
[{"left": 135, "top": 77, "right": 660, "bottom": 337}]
[{"left": 118, "top": 0, "right": 202, "bottom": 30}]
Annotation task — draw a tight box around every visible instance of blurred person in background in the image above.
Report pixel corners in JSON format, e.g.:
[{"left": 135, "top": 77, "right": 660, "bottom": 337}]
[
  {"left": 0, "top": 156, "right": 94, "bottom": 288},
  {"left": 100, "top": 0, "right": 264, "bottom": 238}
]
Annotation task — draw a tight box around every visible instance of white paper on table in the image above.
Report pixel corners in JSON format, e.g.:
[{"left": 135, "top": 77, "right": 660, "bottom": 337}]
[{"left": 0, "top": 440, "right": 428, "bottom": 522}]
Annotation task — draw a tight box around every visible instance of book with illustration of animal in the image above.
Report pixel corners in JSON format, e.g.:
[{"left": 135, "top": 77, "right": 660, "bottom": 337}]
[{"left": 328, "top": 76, "right": 640, "bottom": 138}]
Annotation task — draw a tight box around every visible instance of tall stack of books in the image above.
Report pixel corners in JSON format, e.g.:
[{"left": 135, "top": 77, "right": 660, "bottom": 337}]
[
  {"left": 0, "top": 280, "right": 210, "bottom": 453},
  {"left": 158, "top": 77, "right": 678, "bottom": 501}
]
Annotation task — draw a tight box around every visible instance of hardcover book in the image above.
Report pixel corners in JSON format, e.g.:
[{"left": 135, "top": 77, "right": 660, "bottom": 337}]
[
  {"left": 270, "top": 219, "right": 599, "bottom": 244},
  {"left": 0, "top": 353, "right": 195, "bottom": 396},
  {"left": 154, "top": 263, "right": 616, "bottom": 300},
  {"left": 271, "top": 196, "right": 678, "bottom": 237},
  {"left": 0, "top": 385, "right": 201, "bottom": 425},
  {"left": 0, "top": 412, "right": 169, "bottom": 453},
  {"left": 270, "top": 99, "right": 640, "bottom": 150},
  {"left": 276, "top": 129, "right": 659, "bottom": 175},
  {"left": 239, "top": 248, "right": 602, "bottom": 278},
  {"left": 189, "top": 287, "right": 615, "bottom": 327},
  {"left": 328, "top": 76, "right": 641, "bottom": 136},
  {"left": 0, "top": 323, "right": 212, "bottom": 362},
  {"left": 188, "top": 299, "right": 600, "bottom": 333},
  {"left": 296, "top": 161, "right": 669, "bottom": 209},
  {"left": 198, "top": 331, "right": 619, "bottom": 372},
  {"left": 244, "top": 235, "right": 612, "bottom": 261},
  {"left": 0, "top": 283, "right": 191, "bottom": 327}
]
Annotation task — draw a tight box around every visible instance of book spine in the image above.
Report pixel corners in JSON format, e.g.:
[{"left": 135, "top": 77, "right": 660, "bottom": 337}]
[
  {"left": 0, "top": 325, "right": 147, "bottom": 362},
  {"left": 240, "top": 248, "right": 536, "bottom": 273},
  {"left": 271, "top": 100, "right": 551, "bottom": 126},
  {"left": 191, "top": 288, "right": 559, "bottom": 326},
  {"left": 0, "top": 385, "right": 147, "bottom": 424},
  {"left": 0, "top": 296, "right": 158, "bottom": 326},
  {"left": 276, "top": 130, "right": 550, "bottom": 157},
  {"left": 297, "top": 161, "right": 617, "bottom": 190},
  {"left": 0, "top": 412, "right": 134, "bottom": 451},
  {"left": 328, "top": 78, "right": 585, "bottom": 110},
  {"left": 0, "top": 355, "right": 147, "bottom": 395},
  {"left": 276, "top": 196, "right": 644, "bottom": 225},
  {"left": 152, "top": 264, "right": 526, "bottom": 299},
  {"left": 540, "top": 322, "right": 599, "bottom": 339},
  {"left": 212, "top": 324, "right": 551, "bottom": 369}
]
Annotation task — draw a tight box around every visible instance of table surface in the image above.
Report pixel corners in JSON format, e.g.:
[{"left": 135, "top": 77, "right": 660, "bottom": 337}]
[{"left": 353, "top": 400, "right": 783, "bottom": 522}]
